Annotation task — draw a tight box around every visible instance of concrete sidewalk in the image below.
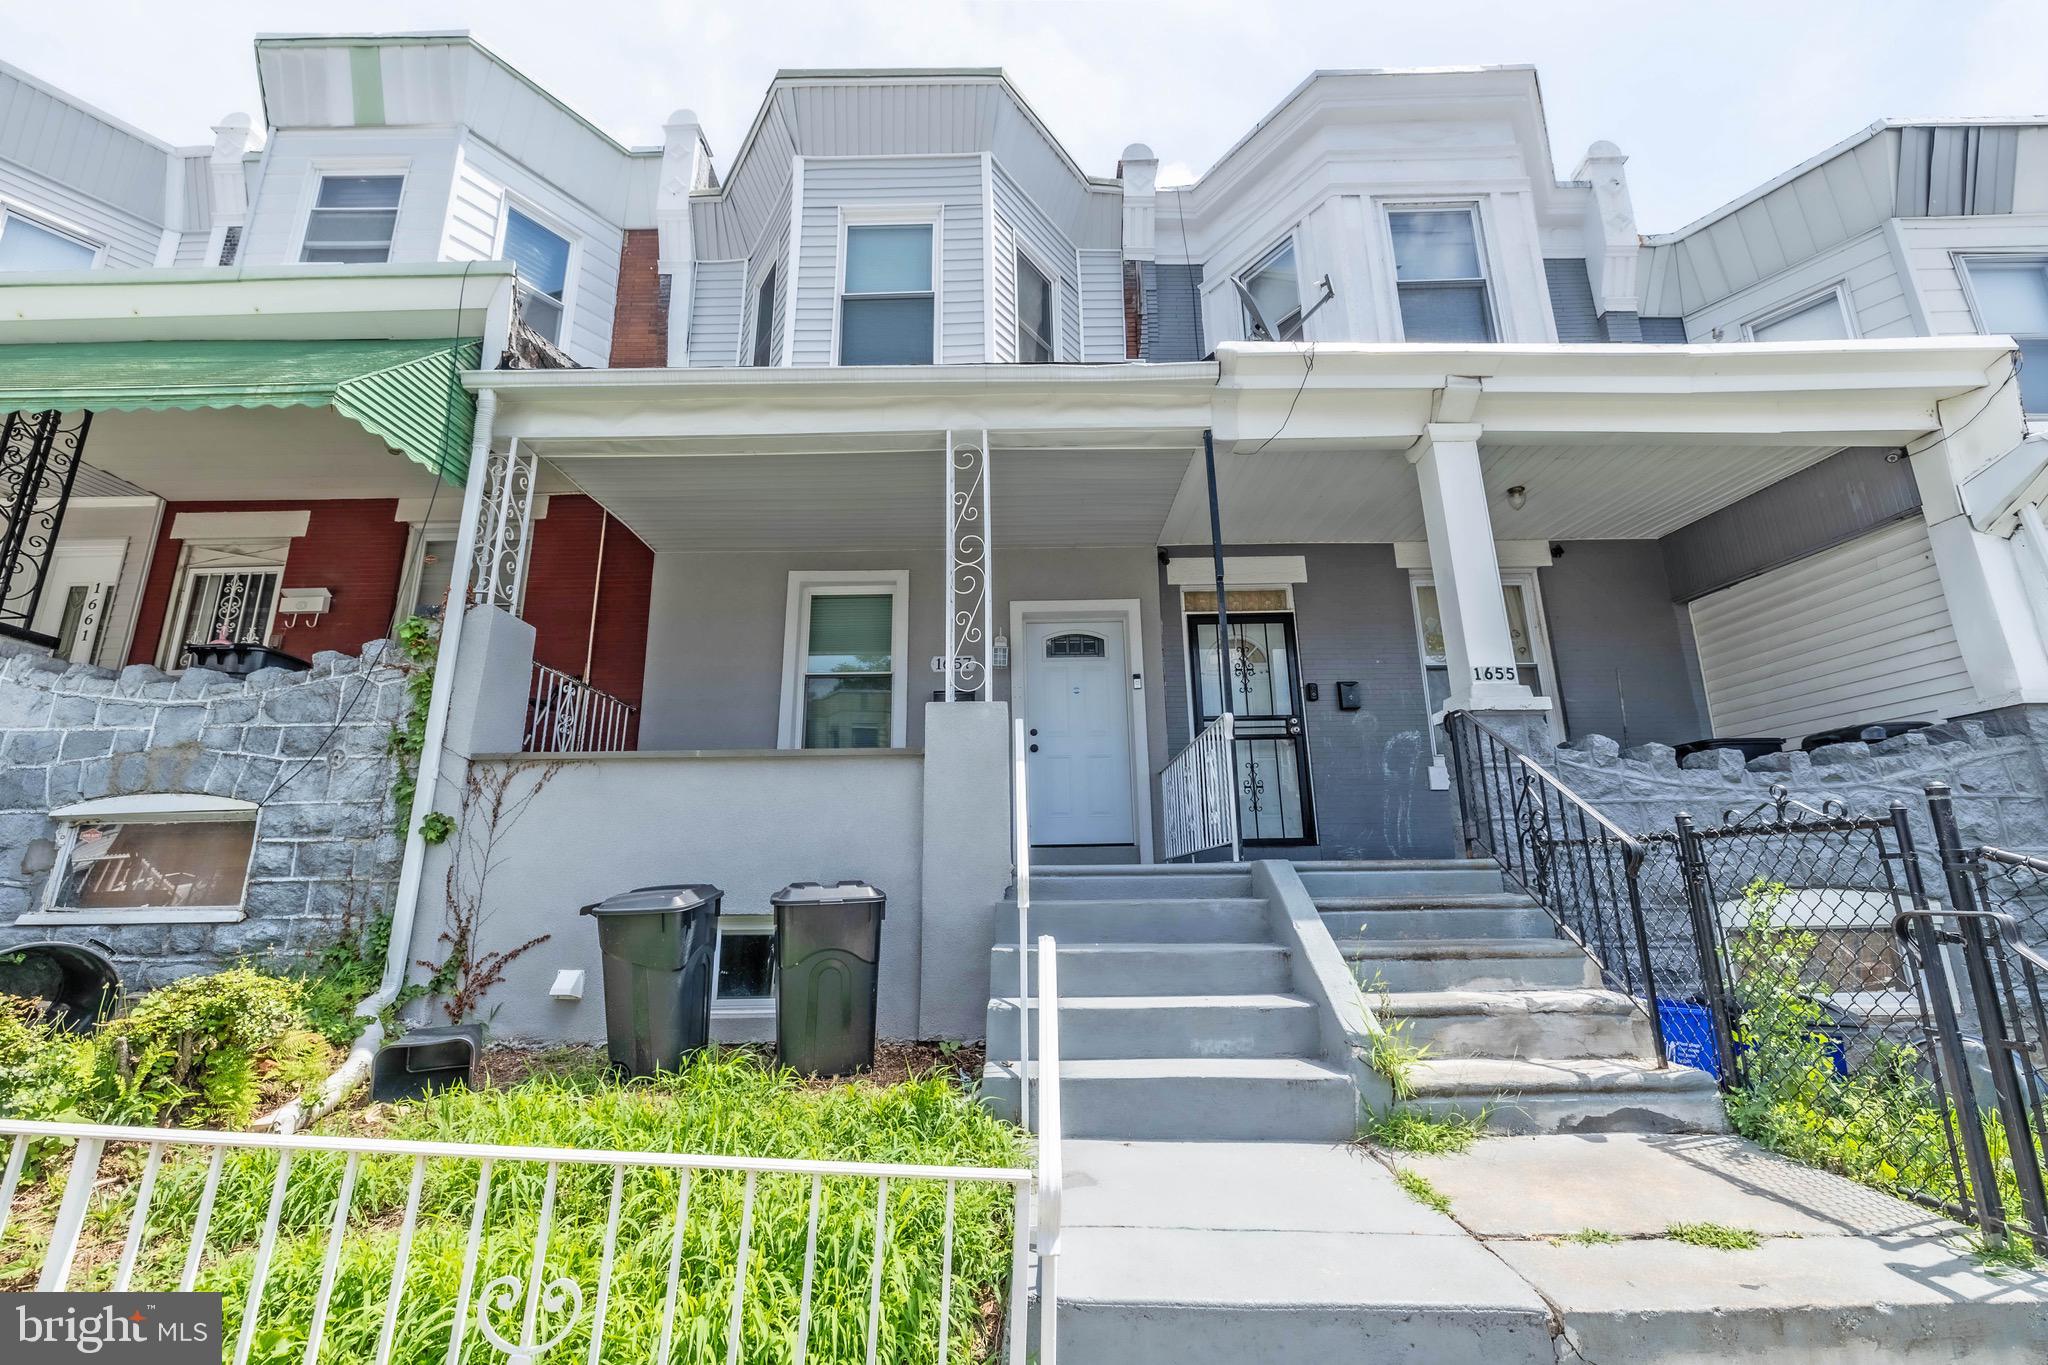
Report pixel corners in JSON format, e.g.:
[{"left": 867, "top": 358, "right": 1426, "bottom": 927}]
[{"left": 1053, "top": 1134, "right": 2048, "bottom": 1363}]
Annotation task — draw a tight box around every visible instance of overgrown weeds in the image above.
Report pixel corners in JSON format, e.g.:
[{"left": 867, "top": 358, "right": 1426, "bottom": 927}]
[
  {"left": 1393, "top": 1166, "right": 1453, "bottom": 1215},
  {"left": 1359, "top": 1106, "right": 1486, "bottom": 1155},
  {"left": 1663, "top": 1221, "right": 1761, "bottom": 1251}
]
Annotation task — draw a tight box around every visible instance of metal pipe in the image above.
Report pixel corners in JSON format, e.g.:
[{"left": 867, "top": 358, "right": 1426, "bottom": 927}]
[{"left": 1202, "top": 429, "right": 1232, "bottom": 722}]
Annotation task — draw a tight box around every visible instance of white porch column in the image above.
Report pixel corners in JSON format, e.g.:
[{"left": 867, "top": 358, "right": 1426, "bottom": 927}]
[
  {"left": 1407, "top": 420, "right": 1551, "bottom": 721},
  {"left": 1912, "top": 365, "right": 2048, "bottom": 709}
]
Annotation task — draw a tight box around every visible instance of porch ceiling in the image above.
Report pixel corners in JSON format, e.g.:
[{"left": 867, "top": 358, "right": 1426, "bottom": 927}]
[
  {"left": 1158, "top": 439, "right": 1845, "bottom": 544},
  {"left": 544, "top": 443, "right": 1199, "bottom": 551},
  {"left": 64, "top": 406, "right": 456, "bottom": 503}
]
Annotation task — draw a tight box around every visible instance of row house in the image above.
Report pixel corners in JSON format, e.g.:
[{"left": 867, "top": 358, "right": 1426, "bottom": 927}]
[{"left": 0, "top": 38, "right": 2043, "bottom": 1052}]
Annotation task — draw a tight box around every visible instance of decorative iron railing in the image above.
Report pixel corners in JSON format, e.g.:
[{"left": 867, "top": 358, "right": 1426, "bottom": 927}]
[
  {"left": 1441, "top": 710, "right": 1666, "bottom": 1065},
  {"left": 523, "top": 663, "right": 636, "bottom": 754},
  {"left": 0, "top": 1117, "right": 1045, "bottom": 1364},
  {"left": 1161, "top": 713, "right": 1240, "bottom": 863},
  {"left": 0, "top": 408, "right": 91, "bottom": 647}
]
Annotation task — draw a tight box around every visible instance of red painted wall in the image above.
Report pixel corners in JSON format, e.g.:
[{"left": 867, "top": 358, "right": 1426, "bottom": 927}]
[
  {"left": 523, "top": 494, "right": 654, "bottom": 713},
  {"left": 127, "top": 500, "right": 411, "bottom": 665}
]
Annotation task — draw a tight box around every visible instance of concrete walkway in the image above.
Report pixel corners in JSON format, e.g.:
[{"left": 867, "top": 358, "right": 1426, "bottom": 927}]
[{"left": 1055, "top": 1134, "right": 2048, "bottom": 1363}]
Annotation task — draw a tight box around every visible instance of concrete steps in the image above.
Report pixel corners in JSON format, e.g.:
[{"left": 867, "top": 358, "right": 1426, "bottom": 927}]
[
  {"left": 981, "top": 865, "right": 1359, "bottom": 1143},
  {"left": 1313, "top": 868, "right": 1724, "bottom": 1135},
  {"left": 1404, "top": 1055, "right": 1726, "bottom": 1134},
  {"left": 984, "top": 1057, "right": 1357, "bottom": 1140}
]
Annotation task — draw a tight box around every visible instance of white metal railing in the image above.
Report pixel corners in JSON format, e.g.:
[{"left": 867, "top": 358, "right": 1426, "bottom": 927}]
[
  {"left": 1161, "top": 712, "right": 1240, "bottom": 862},
  {"left": 1012, "top": 717, "right": 1034, "bottom": 1132},
  {"left": 0, "top": 1117, "right": 1040, "bottom": 1365},
  {"left": 523, "top": 662, "right": 637, "bottom": 753},
  {"left": 1033, "top": 932, "right": 1063, "bottom": 1365}
]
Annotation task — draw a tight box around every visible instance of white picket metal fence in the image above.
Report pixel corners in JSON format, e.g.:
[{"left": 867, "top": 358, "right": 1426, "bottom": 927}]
[
  {"left": 0, "top": 1111, "right": 1055, "bottom": 1364},
  {"left": 1160, "top": 712, "right": 1240, "bottom": 862},
  {"left": 1012, "top": 717, "right": 1034, "bottom": 1133},
  {"left": 523, "top": 662, "right": 637, "bottom": 753}
]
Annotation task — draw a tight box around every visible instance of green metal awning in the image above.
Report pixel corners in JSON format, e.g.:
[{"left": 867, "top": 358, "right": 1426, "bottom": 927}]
[{"left": 0, "top": 337, "right": 483, "bottom": 484}]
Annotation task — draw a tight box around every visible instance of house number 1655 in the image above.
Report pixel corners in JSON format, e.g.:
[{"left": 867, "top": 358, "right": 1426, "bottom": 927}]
[{"left": 1472, "top": 665, "right": 1517, "bottom": 682}]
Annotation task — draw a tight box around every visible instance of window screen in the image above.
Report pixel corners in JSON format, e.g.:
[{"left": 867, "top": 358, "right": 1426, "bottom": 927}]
[
  {"left": 1390, "top": 208, "right": 1494, "bottom": 342},
  {"left": 301, "top": 176, "right": 403, "bottom": 264},
  {"left": 505, "top": 208, "right": 572, "bottom": 344},
  {"left": 840, "top": 225, "right": 934, "bottom": 365}
]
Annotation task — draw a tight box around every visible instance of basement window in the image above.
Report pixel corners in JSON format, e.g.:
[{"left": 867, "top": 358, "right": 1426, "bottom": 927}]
[
  {"left": 714, "top": 919, "right": 776, "bottom": 1013},
  {"left": 27, "top": 796, "right": 259, "bottom": 925}
]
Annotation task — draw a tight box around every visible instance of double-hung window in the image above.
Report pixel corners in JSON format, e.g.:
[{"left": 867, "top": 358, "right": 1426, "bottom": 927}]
[
  {"left": 839, "top": 223, "right": 934, "bottom": 365},
  {"left": 1962, "top": 256, "right": 2048, "bottom": 412},
  {"left": 1239, "top": 237, "right": 1304, "bottom": 341},
  {"left": 1017, "top": 250, "right": 1056, "bottom": 361},
  {"left": 1389, "top": 206, "right": 1495, "bottom": 342},
  {"left": 1409, "top": 570, "right": 1561, "bottom": 745},
  {"left": 0, "top": 210, "right": 99, "bottom": 271},
  {"left": 301, "top": 175, "right": 403, "bottom": 263},
  {"left": 1745, "top": 290, "right": 1852, "bottom": 342},
  {"left": 504, "top": 206, "right": 573, "bottom": 345},
  {"left": 750, "top": 264, "right": 778, "bottom": 366},
  {"left": 781, "top": 572, "right": 907, "bottom": 749}
]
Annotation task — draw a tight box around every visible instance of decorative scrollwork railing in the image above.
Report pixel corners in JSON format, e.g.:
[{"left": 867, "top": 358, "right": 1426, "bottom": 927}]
[
  {"left": 0, "top": 408, "right": 91, "bottom": 646},
  {"left": 942, "top": 429, "right": 991, "bottom": 699}
]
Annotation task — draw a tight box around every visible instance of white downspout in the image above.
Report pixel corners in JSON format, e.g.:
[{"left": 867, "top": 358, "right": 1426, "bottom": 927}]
[{"left": 265, "top": 388, "right": 500, "bottom": 1130}]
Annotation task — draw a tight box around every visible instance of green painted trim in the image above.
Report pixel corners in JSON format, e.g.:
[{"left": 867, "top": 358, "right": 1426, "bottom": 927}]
[{"left": 349, "top": 46, "right": 386, "bottom": 126}]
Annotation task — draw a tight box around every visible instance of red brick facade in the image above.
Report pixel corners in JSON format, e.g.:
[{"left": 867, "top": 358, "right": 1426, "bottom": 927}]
[
  {"left": 126, "top": 499, "right": 411, "bottom": 666},
  {"left": 609, "top": 228, "right": 669, "bottom": 368},
  {"left": 521, "top": 494, "right": 654, "bottom": 714}
]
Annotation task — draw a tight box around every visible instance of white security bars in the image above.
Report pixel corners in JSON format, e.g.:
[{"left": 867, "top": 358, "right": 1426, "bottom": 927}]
[
  {"left": 1161, "top": 712, "right": 1241, "bottom": 861},
  {"left": 524, "top": 662, "right": 637, "bottom": 753},
  {"left": 942, "top": 429, "right": 993, "bottom": 701},
  {"left": 0, "top": 1118, "right": 1044, "bottom": 1365}
]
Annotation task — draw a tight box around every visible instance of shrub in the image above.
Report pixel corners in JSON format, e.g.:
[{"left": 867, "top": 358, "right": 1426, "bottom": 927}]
[
  {"left": 88, "top": 969, "right": 331, "bottom": 1128},
  {"left": 0, "top": 996, "right": 99, "bottom": 1122}
]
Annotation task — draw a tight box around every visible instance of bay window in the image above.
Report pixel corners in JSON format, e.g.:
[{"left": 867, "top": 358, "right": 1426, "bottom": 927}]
[
  {"left": 1389, "top": 206, "right": 1495, "bottom": 342},
  {"left": 839, "top": 223, "right": 934, "bottom": 365}
]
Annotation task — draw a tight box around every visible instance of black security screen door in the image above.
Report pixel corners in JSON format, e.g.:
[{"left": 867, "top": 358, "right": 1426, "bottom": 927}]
[{"left": 1187, "top": 612, "right": 1316, "bottom": 845}]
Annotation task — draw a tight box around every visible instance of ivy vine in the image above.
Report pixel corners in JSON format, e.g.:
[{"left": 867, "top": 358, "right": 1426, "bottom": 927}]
[{"left": 388, "top": 615, "right": 453, "bottom": 842}]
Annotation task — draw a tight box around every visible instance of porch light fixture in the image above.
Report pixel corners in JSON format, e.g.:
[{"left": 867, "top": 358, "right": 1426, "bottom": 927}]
[
  {"left": 1506, "top": 485, "right": 1528, "bottom": 511},
  {"left": 992, "top": 633, "right": 1009, "bottom": 670}
]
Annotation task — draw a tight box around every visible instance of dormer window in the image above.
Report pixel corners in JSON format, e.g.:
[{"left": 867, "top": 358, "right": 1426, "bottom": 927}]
[
  {"left": 1239, "top": 238, "right": 1304, "bottom": 341},
  {"left": 1389, "top": 207, "right": 1495, "bottom": 342},
  {"left": 1018, "top": 250, "right": 1056, "bottom": 362},
  {"left": 301, "top": 175, "right": 404, "bottom": 264},
  {"left": 504, "top": 206, "right": 573, "bottom": 345},
  {"left": 1745, "top": 290, "right": 1852, "bottom": 343},
  {"left": 0, "top": 210, "right": 99, "bottom": 271},
  {"left": 839, "top": 222, "right": 935, "bottom": 365}
]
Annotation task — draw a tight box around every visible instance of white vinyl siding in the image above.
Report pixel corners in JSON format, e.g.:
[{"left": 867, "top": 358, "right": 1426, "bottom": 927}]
[
  {"left": 1079, "top": 249, "right": 1124, "bottom": 359},
  {"left": 738, "top": 192, "right": 792, "bottom": 368},
  {"left": 0, "top": 66, "right": 169, "bottom": 269},
  {"left": 1688, "top": 518, "right": 1975, "bottom": 740},
  {"left": 240, "top": 129, "right": 455, "bottom": 268},
  {"left": 687, "top": 260, "right": 746, "bottom": 367},
  {"left": 790, "top": 157, "right": 985, "bottom": 367},
  {"left": 990, "top": 216, "right": 1018, "bottom": 363},
  {"left": 993, "top": 165, "right": 1080, "bottom": 360},
  {"left": 1680, "top": 229, "right": 1917, "bottom": 343}
]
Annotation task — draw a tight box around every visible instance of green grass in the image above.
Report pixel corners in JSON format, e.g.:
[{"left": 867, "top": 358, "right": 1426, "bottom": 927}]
[
  {"left": 1969, "top": 1232, "right": 2045, "bottom": 1273},
  {"left": 1, "top": 1049, "right": 1027, "bottom": 1363},
  {"left": 1559, "top": 1228, "right": 1621, "bottom": 1246},
  {"left": 1664, "top": 1221, "right": 1762, "bottom": 1251},
  {"left": 1393, "top": 1167, "right": 1454, "bottom": 1216},
  {"left": 1358, "top": 1107, "right": 1486, "bottom": 1155}
]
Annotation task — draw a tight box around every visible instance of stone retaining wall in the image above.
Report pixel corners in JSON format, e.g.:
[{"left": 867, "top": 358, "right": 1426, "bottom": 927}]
[{"left": 0, "top": 637, "right": 410, "bottom": 988}]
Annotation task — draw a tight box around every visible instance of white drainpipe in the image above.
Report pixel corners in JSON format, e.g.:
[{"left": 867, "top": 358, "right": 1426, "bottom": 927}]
[{"left": 266, "top": 388, "right": 500, "bottom": 1130}]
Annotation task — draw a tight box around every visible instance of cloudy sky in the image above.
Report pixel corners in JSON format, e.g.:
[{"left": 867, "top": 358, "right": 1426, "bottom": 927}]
[{"left": 10, "top": 1, "right": 2044, "bottom": 230}]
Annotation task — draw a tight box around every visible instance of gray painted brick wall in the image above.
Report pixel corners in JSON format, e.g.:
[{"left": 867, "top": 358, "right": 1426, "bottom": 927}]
[
  {"left": 1142, "top": 261, "right": 1206, "bottom": 362},
  {"left": 1544, "top": 259, "right": 1603, "bottom": 342},
  {"left": 0, "top": 637, "right": 409, "bottom": 989}
]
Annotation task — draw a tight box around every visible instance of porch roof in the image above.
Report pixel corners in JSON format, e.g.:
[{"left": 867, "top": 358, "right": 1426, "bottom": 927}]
[{"left": 0, "top": 337, "right": 481, "bottom": 484}]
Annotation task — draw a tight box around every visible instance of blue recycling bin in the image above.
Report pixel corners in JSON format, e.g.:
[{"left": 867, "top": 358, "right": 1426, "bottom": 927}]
[{"left": 1657, "top": 997, "right": 1848, "bottom": 1080}]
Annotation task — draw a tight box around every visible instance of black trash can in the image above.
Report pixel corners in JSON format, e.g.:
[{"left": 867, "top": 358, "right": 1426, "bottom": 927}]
[
  {"left": 771, "top": 881, "right": 886, "bottom": 1076},
  {"left": 580, "top": 884, "right": 722, "bottom": 1077}
]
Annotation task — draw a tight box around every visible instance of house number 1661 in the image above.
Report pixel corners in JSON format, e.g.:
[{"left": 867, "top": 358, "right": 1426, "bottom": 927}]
[{"left": 1472, "top": 665, "right": 1517, "bottom": 682}]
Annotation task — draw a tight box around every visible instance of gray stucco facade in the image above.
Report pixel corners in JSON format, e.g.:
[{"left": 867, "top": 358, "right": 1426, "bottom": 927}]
[{"left": 0, "top": 637, "right": 408, "bottom": 989}]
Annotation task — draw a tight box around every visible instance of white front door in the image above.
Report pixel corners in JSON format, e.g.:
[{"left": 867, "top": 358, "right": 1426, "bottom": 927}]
[
  {"left": 29, "top": 541, "right": 125, "bottom": 665},
  {"left": 1023, "top": 618, "right": 1134, "bottom": 846}
]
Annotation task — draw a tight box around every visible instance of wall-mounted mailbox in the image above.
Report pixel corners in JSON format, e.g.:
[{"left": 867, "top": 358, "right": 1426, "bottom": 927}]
[{"left": 1336, "top": 681, "right": 1363, "bottom": 711}]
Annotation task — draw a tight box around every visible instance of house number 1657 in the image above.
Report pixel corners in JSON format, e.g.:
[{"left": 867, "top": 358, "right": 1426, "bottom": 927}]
[{"left": 1472, "top": 665, "right": 1516, "bottom": 682}]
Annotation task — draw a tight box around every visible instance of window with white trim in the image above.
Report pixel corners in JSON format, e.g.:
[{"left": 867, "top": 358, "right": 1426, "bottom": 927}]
[
  {"left": 839, "top": 223, "right": 934, "bottom": 365},
  {"left": 1745, "top": 290, "right": 1852, "bottom": 342},
  {"left": 1961, "top": 256, "right": 2048, "bottom": 411},
  {"left": 0, "top": 210, "right": 98, "bottom": 271},
  {"left": 1388, "top": 206, "right": 1495, "bottom": 342},
  {"left": 168, "top": 562, "right": 283, "bottom": 670},
  {"left": 504, "top": 206, "right": 573, "bottom": 345},
  {"left": 714, "top": 918, "right": 776, "bottom": 1012},
  {"left": 1017, "top": 250, "right": 1055, "bottom": 361},
  {"left": 1238, "top": 237, "right": 1304, "bottom": 341},
  {"left": 35, "top": 797, "right": 258, "bottom": 923},
  {"left": 781, "top": 572, "right": 909, "bottom": 749},
  {"left": 301, "top": 175, "right": 404, "bottom": 264},
  {"left": 750, "top": 264, "right": 778, "bottom": 367},
  {"left": 396, "top": 525, "right": 461, "bottom": 626},
  {"left": 1408, "top": 570, "right": 1561, "bottom": 745}
]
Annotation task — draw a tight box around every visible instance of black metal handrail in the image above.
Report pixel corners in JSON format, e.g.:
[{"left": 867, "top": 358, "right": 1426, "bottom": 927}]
[{"left": 1442, "top": 710, "right": 1668, "bottom": 1067}]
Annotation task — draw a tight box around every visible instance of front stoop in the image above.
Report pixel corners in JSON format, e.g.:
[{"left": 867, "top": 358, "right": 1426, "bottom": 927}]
[{"left": 1314, "top": 860, "right": 1725, "bottom": 1133}]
